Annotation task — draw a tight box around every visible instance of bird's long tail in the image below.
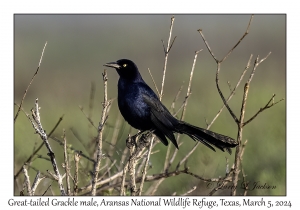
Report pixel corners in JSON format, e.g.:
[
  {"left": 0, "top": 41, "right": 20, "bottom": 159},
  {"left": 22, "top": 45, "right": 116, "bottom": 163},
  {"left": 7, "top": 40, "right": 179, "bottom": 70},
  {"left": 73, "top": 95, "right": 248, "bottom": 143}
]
[{"left": 175, "top": 121, "right": 238, "bottom": 154}]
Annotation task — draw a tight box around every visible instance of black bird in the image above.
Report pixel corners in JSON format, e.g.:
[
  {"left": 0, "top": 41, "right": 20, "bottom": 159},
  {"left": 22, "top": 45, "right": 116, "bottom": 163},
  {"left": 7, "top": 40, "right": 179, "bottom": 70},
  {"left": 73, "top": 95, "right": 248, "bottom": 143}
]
[{"left": 104, "top": 59, "right": 238, "bottom": 154}]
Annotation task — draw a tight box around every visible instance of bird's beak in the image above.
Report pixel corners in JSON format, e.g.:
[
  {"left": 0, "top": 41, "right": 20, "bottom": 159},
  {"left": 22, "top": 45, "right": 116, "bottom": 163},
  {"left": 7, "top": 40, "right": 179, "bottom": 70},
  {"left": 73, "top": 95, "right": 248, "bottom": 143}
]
[{"left": 103, "top": 62, "right": 121, "bottom": 69}]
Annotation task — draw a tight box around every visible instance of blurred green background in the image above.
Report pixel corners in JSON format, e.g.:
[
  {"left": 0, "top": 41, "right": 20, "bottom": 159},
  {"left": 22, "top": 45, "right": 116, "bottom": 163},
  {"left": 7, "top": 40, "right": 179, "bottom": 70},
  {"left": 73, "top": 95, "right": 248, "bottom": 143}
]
[{"left": 14, "top": 14, "right": 285, "bottom": 195}]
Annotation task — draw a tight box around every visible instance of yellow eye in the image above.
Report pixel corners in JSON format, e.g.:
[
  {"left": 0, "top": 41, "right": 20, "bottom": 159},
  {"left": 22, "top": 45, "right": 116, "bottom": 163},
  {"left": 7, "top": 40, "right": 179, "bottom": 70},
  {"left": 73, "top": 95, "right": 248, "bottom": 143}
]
[{"left": 123, "top": 64, "right": 127, "bottom": 67}]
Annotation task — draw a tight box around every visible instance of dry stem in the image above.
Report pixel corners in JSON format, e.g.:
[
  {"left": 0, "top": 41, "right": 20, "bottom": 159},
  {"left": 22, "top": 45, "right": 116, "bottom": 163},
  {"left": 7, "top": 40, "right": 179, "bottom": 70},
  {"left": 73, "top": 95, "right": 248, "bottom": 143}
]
[
  {"left": 14, "top": 41, "right": 47, "bottom": 123},
  {"left": 91, "top": 69, "right": 110, "bottom": 195}
]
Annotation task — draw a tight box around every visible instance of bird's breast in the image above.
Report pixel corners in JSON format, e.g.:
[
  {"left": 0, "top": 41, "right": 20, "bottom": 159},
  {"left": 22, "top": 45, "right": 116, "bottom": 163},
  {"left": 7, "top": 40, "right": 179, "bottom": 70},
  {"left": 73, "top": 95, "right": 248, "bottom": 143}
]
[{"left": 117, "top": 80, "right": 152, "bottom": 130}]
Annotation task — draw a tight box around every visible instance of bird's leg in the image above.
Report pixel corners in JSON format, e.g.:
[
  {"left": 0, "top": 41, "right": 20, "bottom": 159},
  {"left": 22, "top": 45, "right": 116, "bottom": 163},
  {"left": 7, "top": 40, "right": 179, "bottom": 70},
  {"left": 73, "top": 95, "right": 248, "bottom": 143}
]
[
  {"left": 137, "top": 130, "right": 155, "bottom": 149},
  {"left": 131, "top": 131, "right": 142, "bottom": 142},
  {"left": 127, "top": 131, "right": 144, "bottom": 149},
  {"left": 126, "top": 130, "right": 152, "bottom": 149},
  {"left": 126, "top": 134, "right": 137, "bottom": 150}
]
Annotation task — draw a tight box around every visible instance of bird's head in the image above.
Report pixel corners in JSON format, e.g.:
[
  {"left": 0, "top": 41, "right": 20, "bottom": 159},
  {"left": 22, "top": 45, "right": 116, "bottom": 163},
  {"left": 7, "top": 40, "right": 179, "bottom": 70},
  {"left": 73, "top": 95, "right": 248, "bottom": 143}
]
[{"left": 104, "top": 59, "right": 142, "bottom": 81}]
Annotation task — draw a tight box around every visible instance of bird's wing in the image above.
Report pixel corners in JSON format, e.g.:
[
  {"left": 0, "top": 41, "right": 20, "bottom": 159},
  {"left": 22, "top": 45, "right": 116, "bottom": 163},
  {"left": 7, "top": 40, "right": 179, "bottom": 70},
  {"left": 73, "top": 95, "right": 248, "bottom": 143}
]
[{"left": 142, "top": 94, "right": 178, "bottom": 148}]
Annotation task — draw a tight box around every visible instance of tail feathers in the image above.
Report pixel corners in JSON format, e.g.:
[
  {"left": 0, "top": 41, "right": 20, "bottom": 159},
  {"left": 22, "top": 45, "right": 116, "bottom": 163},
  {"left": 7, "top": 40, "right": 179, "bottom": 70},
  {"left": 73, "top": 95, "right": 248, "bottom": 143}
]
[{"left": 175, "top": 122, "right": 238, "bottom": 154}]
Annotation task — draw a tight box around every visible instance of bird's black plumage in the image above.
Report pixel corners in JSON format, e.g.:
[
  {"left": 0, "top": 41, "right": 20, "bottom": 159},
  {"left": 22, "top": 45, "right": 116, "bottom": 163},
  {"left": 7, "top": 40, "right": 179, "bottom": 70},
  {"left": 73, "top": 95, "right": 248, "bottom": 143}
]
[{"left": 104, "top": 59, "right": 238, "bottom": 154}]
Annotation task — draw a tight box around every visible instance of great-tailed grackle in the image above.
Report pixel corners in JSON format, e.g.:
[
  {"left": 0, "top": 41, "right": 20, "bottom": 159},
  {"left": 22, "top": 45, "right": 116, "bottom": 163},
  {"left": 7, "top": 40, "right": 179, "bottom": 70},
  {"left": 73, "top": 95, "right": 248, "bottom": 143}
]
[{"left": 104, "top": 59, "right": 238, "bottom": 154}]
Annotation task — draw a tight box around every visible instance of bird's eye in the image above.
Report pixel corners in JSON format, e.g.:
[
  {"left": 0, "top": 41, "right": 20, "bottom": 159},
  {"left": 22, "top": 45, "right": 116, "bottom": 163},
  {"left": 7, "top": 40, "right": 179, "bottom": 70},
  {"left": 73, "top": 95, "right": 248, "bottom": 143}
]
[{"left": 123, "top": 64, "right": 127, "bottom": 68}]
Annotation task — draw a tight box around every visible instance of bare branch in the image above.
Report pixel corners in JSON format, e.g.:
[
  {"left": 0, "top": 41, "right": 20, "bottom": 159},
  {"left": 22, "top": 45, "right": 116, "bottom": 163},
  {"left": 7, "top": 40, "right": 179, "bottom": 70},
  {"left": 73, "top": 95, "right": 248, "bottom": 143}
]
[
  {"left": 14, "top": 105, "right": 64, "bottom": 180},
  {"left": 31, "top": 171, "right": 45, "bottom": 195},
  {"left": 14, "top": 41, "right": 47, "bottom": 123},
  {"left": 88, "top": 81, "right": 96, "bottom": 123},
  {"left": 170, "top": 84, "right": 184, "bottom": 114},
  {"left": 247, "top": 52, "right": 272, "bottom": 85},
  {"left": 215, "top": 63, "right": 240, "bottom": 124},
  {"left": 148, "top": 68, "right": 160, "bottom": 96},
  {"left": 79, "top": 105, "right": 97, "bottom": 129},
  {"left": 151, "top": 51, "right": 201, "bottom": 193},
  {"left": 63, "top": 130, "right": 71, "bottom": 195},
  {"left": 138, "top": 135, "right": 155, "bottom": 195},
  {"left": 182, "top": 186, "right": 197, "bottom": 196},
  {"left": 23, "top": 165, "right": 32, "bottom": 196},
  {"left": 73, "top": 152, "right": 81, "bottom": 196},
  {"left": 135, "top": 16, "right": 177, "bottom": 195},
  {"left": 160, "top": 16, "right": 175, "bottom": 100},
  {"left": 99, "top": 160, "right": 117, "bottom": 181},
  {"left": 180, "top": 50, "right": 201, "bottom": 120},
  {"left": 198, "top": 29, "right": 218, "bottom": 62},
  {"left": 231, "top": 82, "right": 249, "bottom": 196},
  {"left": 120, "top": 161, "right": 129, "bottom": 196},
  {"left": 208, "top": 54, "right": 253, "bottom": 128},
  {"left": 50, "top": 136, "right": 95, "bottom": 163},
  {"left": 220, "top": 15, "right": 254, "bottom": 63},
  {"left": 172, "top": 51, "right": 205, "bottom": 170},
  {"left": 243, "top": 94, "right": 284, "bottom": 127},
  {"left": 149, "top": 178, "right": 164, "bottom": 195},
  {"left": 106, "top": 112, "right": 122, "bottom": 169},
  {"left": 26, "top": 99, "right": 65, "bottom": 195},
  {"left": 91, "top": 69, "right": 109, "bottom": 196},
  {"left": 128, "top": 135, "right": 138, "bottom": 195},
  {"left": 42, "top": 183, "right": 52, "bottom": 196},
  {"left": 199, "top": 15, "right": 255, "bottom": 126},
  {"left": 79, "top": 170, "right": 124, "bottom": 195}
]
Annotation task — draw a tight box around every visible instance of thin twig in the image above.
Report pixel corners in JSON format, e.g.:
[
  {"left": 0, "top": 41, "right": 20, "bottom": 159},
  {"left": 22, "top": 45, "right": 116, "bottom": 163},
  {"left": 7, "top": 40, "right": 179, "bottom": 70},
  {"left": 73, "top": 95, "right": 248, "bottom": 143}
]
[
  {"left": 136, "top": 156, "right": 147, "bottom": 177},
  {"left": 220, "top": 15, "right": 254, "bottom": 63},
  {"left": 231, "top": 52, "right": 276, "bottom": 195},
  {"left": 79, "top": 106, "right": 97, "bottom": 129},
  {"left": 192, "top": 16, "right": 255, "bottom": 196},
  {"left": 166, "top": 141, "right": 183, "bottom": 172},
  {"left": 42, "top": 183, "right": 52, "bottom": 196},
  {"left": 99, "top": 160, "right": 117, "bottom": 181},
  {"left": 170, "top": 84, "right": 184, "bottom": 114},
  {"left": 247, "top": 52, "right": 272, "bottom": 85},
  {"left": 120, "top": 161, "right": 129, "bottom": 196},
  {"left": 63, "top": 130, "right": 71, "bottom": 196},
  {"left": 180, "top": 50, "right": 201, "bottom": 120},
  {"left": 197, "top": 29, "right": 218, "bottom": 62},
  {"left": 88, "top": 81, "right": 96, "bottom": 126},
  {"left": 73, "top": 152, "right": 81, "bottom": 196},
  {"left": 106, "top": 112, "right": 122, "bottom": 170},
  {"left": 23, "top": 165, "right": 32, "bottom": 196},
  {"left": 31, "top": 171, "right": 45, "bottom": 195},
  {"left": 14, "top": 107, "right": 64, "bottom": 180},
  {"left": 149, "top": 178, "right": 165, "bottom": 195},
  {"left": 50, "top": 136, "right": 94, "bottom": 163},
  {"left": 160, "top": 16, "right": 175, "bottom": 100},
  {"left": 243, "top": 94, "right": 284, "bottom": 126},
  {"left": 208, "top": 54, "right": 253, "bottom": 128},
  {"left": 199, "top": 15, "right": 254, "bottom": 125},
  {"left": 152, "top": 51, "right": 200, "bottom": 193},
  {"left": 215, "top": 62, "right": 239, "bottom": 124},
  {"left": 14, "top": 41, "right": 47, "bottom": 123},
  {"left": 94, "top": 168, "right": 234, "bottom": 194},
  {"left": 170, "top": 51, "right": 201, "bottom": 171},
  {"left": 27, "top": 99, "right": 65, "bottom": 195},
  {"left": 148, "top": 68, "right": 160, "bottom": 96},
  {"left": 182, "top": 186, "right": 197, "bottom": 196},
  {"left": 136, "top": 16, "right": 177, "bottom": 195},
  {"left": 91, "top": 69, "right": 109, "bottom": 196},
  {"left": 138, "top": 135, "right": 155, "bottom": 195},
  {"left": 231, "top": 82, "right": 249, "bottom": 196},
  {"left": 79, "top": 170, "right": 125, "bottom": 195}
]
